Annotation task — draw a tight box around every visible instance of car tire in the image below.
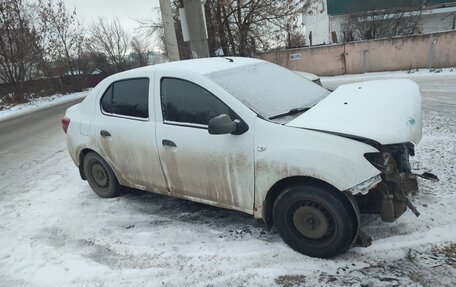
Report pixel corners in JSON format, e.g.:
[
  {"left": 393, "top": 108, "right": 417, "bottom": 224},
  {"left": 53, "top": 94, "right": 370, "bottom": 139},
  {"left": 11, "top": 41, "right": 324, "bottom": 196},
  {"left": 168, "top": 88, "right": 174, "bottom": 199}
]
[
  {"left": 83, "top": 152, "right": 120, "bottom": 198},
  {"left": 273, "top": 184, "right": 357, "bottom": 258}
]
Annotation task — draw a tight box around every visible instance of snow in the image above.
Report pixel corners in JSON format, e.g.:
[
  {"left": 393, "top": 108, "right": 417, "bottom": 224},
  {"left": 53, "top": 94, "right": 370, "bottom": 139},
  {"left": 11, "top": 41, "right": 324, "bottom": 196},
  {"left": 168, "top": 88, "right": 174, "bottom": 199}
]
[
  {"left": 287, "top": 79, "right": 422, "bottom": 145},
  {"left": 322, "top": 67, "right": 456, "bottom": 83},
  {"left": 0, "top": 91, "right": 89, "bottom": 122},
  {"left": 1, "top": 73, "right": 456, "bottom": 286},
  {"left": 118, "top": 57, "right": 259, "bottom": 78},
  {"left": 207, "top": 62, "right": 329, "bottom": 119}
]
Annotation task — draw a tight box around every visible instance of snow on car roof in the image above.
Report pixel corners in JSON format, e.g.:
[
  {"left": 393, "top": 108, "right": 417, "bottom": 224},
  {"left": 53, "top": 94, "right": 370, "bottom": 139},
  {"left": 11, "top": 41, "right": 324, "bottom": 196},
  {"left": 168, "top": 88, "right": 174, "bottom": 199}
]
[
  {"left": 154, "top": 57, "right": 262, "bottom": 75},
  {"left": 113, "top": 57, "right": 263, "bottom": 79}
]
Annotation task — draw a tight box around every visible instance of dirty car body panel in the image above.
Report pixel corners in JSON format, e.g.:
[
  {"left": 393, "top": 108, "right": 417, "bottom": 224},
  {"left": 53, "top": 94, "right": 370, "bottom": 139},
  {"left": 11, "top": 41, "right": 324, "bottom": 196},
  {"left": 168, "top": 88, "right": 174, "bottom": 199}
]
[{"left": 153, "top": 69, "right": 256, "bottom": 213}]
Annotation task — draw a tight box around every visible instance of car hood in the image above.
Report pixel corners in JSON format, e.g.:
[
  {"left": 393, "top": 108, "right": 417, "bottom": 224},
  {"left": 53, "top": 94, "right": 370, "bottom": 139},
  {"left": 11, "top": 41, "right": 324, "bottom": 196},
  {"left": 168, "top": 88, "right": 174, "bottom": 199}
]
[{"left": 286, "top": 79, "right": 422, "bottom": 145}]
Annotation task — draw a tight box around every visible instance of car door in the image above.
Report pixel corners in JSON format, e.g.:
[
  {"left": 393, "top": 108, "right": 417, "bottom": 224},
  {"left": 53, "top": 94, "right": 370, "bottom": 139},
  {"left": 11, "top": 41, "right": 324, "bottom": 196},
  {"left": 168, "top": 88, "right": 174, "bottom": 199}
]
[
  {"left": 94, "top": 76, "right": 168, "bottom": 192},
  {"left": 154, "top": 70, "right": 255, "bottom": 213}
]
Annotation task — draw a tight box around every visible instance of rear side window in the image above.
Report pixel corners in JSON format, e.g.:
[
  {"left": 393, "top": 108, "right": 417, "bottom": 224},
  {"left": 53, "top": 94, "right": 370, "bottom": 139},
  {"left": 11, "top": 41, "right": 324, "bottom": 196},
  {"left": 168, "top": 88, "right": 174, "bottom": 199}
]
[
  {"left": 161, "top": 78, "right": 233, "bottom": 125},
  {"left": 101, "top": 78, "right": 149, "bottom": 119}
]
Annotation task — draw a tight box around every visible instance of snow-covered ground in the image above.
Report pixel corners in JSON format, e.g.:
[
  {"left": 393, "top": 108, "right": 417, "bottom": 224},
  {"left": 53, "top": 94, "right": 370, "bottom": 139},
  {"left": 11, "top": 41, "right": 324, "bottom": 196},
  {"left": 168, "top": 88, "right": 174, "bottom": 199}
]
[
  {"left": 322, "top": 67, "right": 456, "bottom": 83},
  {"left": 1, "top": 73, "right": 456, "bottom": 286},
  {"left": 0, "top": 91, "right": 89, "bottom": 122}
]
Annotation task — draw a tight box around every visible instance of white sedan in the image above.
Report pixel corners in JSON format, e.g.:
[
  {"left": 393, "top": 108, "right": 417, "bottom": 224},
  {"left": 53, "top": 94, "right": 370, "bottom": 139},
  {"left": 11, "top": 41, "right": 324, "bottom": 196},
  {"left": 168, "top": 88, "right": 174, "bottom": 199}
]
[{"left": 63, "top": 57, "right": 432, "bottom": 258}]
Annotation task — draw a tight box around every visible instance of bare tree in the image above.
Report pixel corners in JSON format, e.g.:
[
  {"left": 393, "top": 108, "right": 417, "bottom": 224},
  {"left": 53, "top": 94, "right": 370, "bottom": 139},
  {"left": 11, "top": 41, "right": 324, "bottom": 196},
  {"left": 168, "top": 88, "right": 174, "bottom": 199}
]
[
  {"left": 208, "top": 0, "right": 308, "bottom": 56},
  {"left": 38, "top": 0, "right": 85, "bottom": 77},
  {"left": 196, "top": 0, "right": 309, "bottom": 56},
  {"left": 37, "top": 0, "right": 86, "bottom": 95},
  {"left": 284, "top": 14, "right": 306, "bottom": 49},
  {"left": 341, "top": 0, "right": 423, "bottom": 42},
  {"left": 0, "top": 0, "right": 43, "bottom": 103},
  {"left": 142, "top": 0, "right": 307, "bottom": 58},
  {"left": 89, "top": 18, "right": 130, "bottom": 72},
  {"left": 287, "top": 30, "right": 306, "bottom": 49},
  {"left": 136, "top": 17, "right": 167, "bottom": 55},
  {"left": 76, "top": 51, "right": 111, "bottom": 74},
  {"left": 136, "top": 1, "right": 191, "bottom": 60},
  {"left": 130, "top": 36, "right": 150, "bottom": 67}
]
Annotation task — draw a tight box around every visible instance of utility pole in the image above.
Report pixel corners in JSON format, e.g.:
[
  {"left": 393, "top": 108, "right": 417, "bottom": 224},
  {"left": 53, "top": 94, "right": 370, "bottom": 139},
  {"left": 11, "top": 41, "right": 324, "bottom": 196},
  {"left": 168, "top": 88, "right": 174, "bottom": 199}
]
[
  {"left": 183, "top": 0, "right": 210, "bottom": 58},
  {"left": 159, "top": 0, "right": 180, "bottom": 61}
]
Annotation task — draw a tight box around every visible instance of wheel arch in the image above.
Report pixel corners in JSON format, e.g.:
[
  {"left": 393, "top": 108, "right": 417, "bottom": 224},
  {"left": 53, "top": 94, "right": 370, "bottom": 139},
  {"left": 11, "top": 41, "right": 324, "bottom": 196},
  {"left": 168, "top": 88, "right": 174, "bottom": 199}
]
[
  {"left": 78, "top": 148, "right": 106, "bottom": 181},
  {"left": 262, "top": 176, "right": 360, "bottom": 236},
  {"left": 78, "top": 148, "right": 128, "bottom": 188}
]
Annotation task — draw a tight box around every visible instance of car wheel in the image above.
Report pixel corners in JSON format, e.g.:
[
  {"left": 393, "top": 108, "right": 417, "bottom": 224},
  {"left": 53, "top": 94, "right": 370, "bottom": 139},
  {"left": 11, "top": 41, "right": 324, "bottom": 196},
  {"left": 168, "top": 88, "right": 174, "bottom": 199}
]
[
  {"left": 273, "top": 184, "right": 357, "bottom": 258},
  {"left": 83, "top": 152, "right": 120, "bottom": 198}
]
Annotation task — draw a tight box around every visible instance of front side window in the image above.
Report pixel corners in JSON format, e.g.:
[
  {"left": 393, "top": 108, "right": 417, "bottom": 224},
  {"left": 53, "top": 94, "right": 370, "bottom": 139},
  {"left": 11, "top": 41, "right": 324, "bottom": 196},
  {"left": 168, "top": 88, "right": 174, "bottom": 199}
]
[
  {"left": 161, "top": 78, "right": 233, "bottom": 125},
  {"left": 101, "top": 78, "right": 149, "bottom": 119}
]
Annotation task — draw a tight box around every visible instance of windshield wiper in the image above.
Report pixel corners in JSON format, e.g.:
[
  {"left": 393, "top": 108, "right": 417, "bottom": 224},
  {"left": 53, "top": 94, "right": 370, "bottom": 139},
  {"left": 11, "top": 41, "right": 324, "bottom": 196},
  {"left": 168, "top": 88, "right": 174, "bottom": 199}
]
[{"left": 269, "top": 107, "right": 311, "bottom": 120}]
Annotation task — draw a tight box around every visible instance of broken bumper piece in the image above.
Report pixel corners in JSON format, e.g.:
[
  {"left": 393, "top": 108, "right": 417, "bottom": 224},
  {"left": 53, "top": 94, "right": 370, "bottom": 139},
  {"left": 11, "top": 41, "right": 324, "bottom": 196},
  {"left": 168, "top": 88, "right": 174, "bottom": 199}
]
[{"left": 348, "top": 175, "right": 382, "bottom": 195}]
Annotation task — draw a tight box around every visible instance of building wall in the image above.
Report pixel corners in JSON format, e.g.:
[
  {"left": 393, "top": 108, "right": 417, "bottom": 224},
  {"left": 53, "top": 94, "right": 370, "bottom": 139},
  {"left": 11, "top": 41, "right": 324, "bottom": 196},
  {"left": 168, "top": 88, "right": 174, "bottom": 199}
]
[
  {"left": 302, "top": 0, "right": 331, "bottom": 45},
  {"left": 419, "top": 11, "right": 456, "bottom": 33},
  {"left": 328, "top": 15, "right": 345, "bottom": 43},
  {"left": 258, "top": 30, "right": 456, "bottom": 76},
  {"left": 303, "top": 2, "right": 456, "bottom": 45}
]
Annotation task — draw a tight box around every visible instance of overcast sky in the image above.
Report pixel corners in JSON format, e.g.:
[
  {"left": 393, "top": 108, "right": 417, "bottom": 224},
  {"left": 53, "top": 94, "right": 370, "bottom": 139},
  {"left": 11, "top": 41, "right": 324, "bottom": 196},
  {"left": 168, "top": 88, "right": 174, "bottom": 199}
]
[{"left": 63, "top": 0, "right": 161, "bottom": 45}]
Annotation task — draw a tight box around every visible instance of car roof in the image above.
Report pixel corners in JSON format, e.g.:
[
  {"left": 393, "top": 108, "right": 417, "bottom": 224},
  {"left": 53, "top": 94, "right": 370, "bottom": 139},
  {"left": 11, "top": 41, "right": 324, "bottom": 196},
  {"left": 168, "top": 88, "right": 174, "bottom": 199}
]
[{"left": 113, "top": 57, "right": 264, "bottom": 79}]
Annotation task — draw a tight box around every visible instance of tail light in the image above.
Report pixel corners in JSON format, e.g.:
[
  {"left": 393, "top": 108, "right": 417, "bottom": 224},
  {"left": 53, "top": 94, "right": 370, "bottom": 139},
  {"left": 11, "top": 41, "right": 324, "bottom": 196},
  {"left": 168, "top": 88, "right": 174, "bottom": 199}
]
[{"left": 62, "top": 117, "right": 70, "bottom": 133}]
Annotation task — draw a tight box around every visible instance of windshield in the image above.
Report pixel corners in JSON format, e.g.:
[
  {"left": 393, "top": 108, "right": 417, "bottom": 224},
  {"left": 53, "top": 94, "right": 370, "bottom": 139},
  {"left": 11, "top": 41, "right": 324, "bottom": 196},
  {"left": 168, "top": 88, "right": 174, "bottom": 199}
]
[{"left": 206, "top": 62, "right": 330, "bottom": 123}]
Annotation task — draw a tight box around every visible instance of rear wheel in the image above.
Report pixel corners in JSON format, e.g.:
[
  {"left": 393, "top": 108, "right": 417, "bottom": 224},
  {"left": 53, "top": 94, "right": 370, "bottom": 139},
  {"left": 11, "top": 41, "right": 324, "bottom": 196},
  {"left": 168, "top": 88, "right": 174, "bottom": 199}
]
[
  {"left": 83, "top": 152, "right": 120, "bottom": 198},
  {"left": 273, "top": 184, "right": 357, "bottom": 258}
]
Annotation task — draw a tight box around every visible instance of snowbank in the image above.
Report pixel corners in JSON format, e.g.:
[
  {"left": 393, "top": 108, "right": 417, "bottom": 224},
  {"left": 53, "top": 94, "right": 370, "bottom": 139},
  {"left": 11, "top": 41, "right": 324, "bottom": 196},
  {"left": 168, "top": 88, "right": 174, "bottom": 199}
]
[
  {"left": 0, "top": 90, "right": 89, "bottom": 122},
  {"left": 322, "top": 67, "right": 456, "bottom": 82}
]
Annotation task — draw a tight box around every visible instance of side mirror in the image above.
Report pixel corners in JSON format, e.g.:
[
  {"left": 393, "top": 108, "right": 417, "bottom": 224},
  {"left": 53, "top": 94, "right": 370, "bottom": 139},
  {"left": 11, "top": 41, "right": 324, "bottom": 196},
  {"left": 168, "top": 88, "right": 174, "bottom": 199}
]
[{"left": 208, "top": 114, "right": 238, "bottom": 135}]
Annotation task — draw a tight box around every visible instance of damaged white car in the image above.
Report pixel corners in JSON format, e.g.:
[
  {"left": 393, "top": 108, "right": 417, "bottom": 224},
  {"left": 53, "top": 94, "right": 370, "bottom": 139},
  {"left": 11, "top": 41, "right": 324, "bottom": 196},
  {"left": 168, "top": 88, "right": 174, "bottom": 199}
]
[{"left": 63, "top": 57, "right": 437, "bottom": 258}]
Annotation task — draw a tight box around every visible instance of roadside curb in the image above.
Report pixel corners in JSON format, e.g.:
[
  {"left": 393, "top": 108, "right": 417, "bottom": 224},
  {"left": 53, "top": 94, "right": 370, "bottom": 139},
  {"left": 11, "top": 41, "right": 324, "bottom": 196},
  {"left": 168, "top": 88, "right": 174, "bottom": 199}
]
[{"left": 0, "top": 94, "right": 87, "bottom": 123}]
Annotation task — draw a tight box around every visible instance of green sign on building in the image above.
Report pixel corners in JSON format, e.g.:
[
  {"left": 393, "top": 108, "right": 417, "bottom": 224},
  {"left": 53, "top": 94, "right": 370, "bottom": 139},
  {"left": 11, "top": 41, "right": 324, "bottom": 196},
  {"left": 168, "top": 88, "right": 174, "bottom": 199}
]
[{"left": 327, "top": 0, "right": 456, "bottom": 15}]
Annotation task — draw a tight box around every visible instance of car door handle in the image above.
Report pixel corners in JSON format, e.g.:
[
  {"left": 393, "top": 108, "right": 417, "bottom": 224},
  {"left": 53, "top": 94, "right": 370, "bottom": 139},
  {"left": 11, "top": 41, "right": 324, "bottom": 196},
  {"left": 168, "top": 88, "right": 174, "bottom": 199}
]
[
  {"left": 100, "top": 130, "right": 111, "bottom": 137},
  {"left": 162, "top": 139, "right": 177, "bottom": 147}
]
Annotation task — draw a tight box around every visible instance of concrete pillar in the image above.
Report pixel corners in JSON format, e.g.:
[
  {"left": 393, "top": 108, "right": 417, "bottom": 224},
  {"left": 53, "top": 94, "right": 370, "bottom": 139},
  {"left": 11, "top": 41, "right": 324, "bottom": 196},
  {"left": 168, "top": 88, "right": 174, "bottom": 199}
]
[
  {"left": 363, "top": 50, "right": 369, "bottom": 73},
  {"left": 183, "top": 0, "right": 210, "bottom": 58},
  {"left": 159, "top": 0, "right": 180, "bottom": 61},
  {"left": 428, "top": 38, "right": 437, "bottom": 69}
]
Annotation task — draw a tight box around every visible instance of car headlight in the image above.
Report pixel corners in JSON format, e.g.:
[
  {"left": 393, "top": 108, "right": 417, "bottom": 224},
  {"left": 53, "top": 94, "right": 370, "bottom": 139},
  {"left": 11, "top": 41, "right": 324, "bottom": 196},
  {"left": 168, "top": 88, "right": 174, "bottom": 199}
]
[{"left": 348, "top": 175, "right": 382, "bottom": 195}]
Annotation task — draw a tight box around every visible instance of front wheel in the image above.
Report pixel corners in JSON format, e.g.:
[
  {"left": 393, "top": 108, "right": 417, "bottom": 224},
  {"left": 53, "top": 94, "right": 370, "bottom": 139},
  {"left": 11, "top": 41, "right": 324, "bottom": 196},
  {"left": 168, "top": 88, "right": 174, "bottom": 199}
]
[
  {"left": 83, "top": 152, "right": 120, "bottom": 198},
  {"left": 273, "top": 184, "right": 357, "bottom": 258}
]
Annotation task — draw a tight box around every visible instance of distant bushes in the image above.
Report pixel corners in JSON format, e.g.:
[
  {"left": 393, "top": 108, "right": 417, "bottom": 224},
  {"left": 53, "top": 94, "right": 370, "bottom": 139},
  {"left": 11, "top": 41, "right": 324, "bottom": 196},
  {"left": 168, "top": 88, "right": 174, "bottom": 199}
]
[{"left": 0, "top": 73, "right": 110, "bottom": 105}]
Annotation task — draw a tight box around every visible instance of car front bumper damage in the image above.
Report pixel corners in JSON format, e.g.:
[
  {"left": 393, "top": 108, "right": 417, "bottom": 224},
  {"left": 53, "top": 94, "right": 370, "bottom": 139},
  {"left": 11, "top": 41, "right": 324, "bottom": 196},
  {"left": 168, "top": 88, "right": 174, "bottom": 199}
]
[
  {"left": 356, "top": 143, "right": 438, "bottom": 222},
  {"left": 347, "top": 143, "right": 438, "bottom": 248}
]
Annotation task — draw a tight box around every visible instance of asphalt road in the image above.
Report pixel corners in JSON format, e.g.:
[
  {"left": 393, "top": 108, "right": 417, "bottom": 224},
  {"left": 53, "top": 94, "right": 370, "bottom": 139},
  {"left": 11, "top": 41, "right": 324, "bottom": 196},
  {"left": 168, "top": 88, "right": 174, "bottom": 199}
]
[{"left": 0, "top": 99, "right": 82, "bottom": 178}]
